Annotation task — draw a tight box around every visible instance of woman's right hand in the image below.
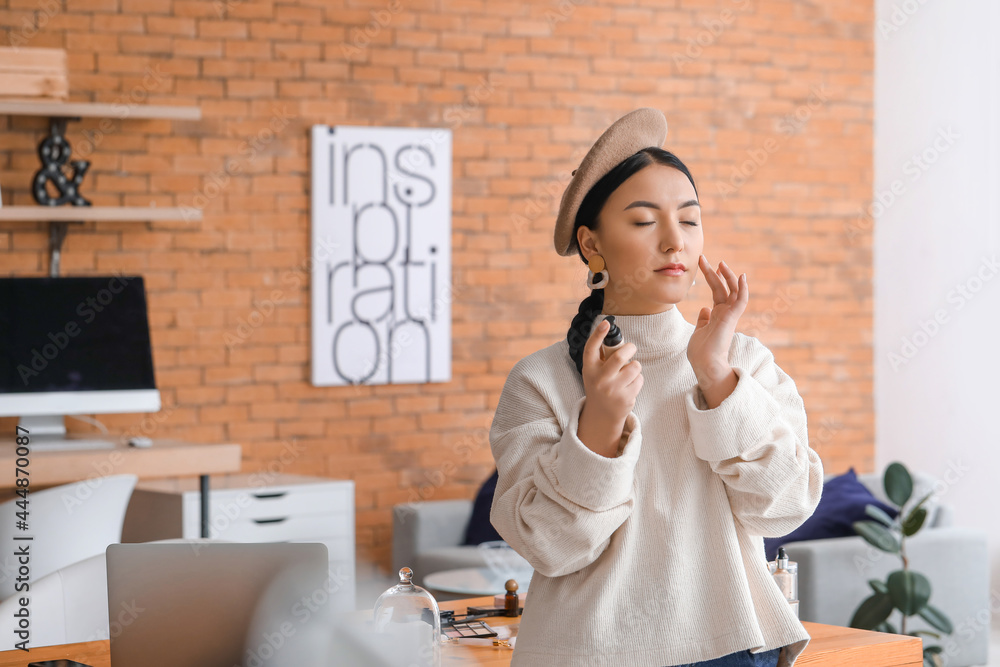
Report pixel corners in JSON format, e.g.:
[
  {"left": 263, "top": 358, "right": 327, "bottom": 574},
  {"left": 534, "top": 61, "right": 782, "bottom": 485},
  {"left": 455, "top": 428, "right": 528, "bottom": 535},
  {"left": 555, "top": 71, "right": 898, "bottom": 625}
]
[{"left": 577, "top": 317, "right": 643, "bottom": 457}]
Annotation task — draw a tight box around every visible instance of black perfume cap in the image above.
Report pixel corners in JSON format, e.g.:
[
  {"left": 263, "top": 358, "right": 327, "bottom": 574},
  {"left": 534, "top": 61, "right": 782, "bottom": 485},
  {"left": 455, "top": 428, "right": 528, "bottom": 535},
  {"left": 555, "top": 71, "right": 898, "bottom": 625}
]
[{"left": 602, "top": 315, "right": 623, "bottom": 346}]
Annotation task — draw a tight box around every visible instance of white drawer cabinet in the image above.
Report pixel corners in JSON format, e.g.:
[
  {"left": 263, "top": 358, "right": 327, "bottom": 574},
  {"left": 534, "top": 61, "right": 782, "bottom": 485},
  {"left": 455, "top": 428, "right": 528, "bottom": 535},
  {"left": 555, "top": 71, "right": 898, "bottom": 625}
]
[{"left": 122, "top": 473, "right": 356, "bottom": 611}]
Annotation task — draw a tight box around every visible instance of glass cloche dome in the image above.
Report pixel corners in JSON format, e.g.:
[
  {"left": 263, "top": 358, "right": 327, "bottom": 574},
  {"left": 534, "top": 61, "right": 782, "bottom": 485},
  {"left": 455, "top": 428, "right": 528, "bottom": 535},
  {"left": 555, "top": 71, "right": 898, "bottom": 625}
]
[{"left": 372, "top": 566, "right": 442, "bottom": 667}]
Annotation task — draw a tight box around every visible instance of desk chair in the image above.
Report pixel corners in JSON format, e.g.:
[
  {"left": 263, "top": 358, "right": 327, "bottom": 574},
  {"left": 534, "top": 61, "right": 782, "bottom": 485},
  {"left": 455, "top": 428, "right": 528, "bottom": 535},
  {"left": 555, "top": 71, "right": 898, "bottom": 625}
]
[
  {"left": 0, "top": 473, "right": 137, "bottom": 600},
  {"left": 0, "top": 551, "right": 106, "bottom": 650}
]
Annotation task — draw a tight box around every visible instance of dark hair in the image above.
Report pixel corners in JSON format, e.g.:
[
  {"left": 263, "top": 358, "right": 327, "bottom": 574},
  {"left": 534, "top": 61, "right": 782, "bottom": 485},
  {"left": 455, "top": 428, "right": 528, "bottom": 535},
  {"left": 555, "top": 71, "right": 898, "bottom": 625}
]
[{"left": 566, "top": 147, "right": 698, "bottom": 375}]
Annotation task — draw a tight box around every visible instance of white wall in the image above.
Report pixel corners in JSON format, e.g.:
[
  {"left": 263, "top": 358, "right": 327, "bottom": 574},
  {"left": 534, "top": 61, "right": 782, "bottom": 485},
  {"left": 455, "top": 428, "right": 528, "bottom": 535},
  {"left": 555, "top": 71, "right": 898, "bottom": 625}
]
[{"left": 875, "top": 0, "right": 1000, "bottom": 634}]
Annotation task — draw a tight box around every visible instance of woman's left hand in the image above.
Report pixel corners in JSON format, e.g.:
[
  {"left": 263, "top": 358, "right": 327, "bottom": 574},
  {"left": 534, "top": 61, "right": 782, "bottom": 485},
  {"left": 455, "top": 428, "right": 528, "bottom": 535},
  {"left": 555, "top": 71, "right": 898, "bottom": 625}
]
[{"left": 687, "top": 255, "right": 749, "bottom": 388}]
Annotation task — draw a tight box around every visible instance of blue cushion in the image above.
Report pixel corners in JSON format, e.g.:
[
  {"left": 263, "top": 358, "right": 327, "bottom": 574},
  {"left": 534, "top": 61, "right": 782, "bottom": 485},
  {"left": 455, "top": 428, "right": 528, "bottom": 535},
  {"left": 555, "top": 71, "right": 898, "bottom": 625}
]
[
  {"left": 763, "top": 467, "right": 900, "bottom": 561},
  {"left": 462, "top": 468, "right": 503, "bottom": 545}
]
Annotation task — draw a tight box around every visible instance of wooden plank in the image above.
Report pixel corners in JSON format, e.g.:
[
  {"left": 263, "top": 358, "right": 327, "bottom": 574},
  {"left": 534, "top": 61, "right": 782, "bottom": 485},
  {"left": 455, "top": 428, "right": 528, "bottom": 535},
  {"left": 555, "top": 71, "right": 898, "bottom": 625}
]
[
  {"left": 0, "top": 206, "right": 202, "bottom": 222},
  {"left": 0, "top": 640, "right": 110, "bottom": 667},
  {"left": 134, "top": 472, "right": 339, "bottom": 492},
  {"left": 0, "top": 47, "right": 66, "bottom": 72},
  {"left": 0, "top": 99, "right": 201, "bottom": 120},
  {"left": 0, "top": 72, "right": 68, "bottom": 99},
  {"left": 798, "top": 621, "right": 923, "bottom": 667},
  {"left": 0, "top": 47, "right": 67, "bottom": 101},
  {"left": 0, "top": 439, "right": 241, "bottom": 487}
]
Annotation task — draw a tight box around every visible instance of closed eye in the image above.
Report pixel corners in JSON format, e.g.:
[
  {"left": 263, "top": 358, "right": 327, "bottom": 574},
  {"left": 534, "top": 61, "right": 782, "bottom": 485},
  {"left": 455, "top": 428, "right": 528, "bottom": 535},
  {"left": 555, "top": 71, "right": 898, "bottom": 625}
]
[{"left": 635, "top": 221, "right": 699, "bottom": 226}]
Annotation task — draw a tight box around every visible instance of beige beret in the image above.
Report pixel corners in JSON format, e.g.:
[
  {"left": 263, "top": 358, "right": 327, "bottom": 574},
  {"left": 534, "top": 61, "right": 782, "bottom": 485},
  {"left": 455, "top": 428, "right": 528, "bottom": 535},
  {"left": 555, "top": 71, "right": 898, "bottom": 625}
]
[{"left": 553, "top": 108, "right": 668, "bottom": 257}]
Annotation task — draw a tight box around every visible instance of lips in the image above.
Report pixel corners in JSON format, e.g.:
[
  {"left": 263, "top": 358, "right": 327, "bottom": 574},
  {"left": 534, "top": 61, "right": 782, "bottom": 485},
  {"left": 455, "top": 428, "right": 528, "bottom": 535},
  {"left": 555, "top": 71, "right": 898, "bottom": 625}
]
[{"left": 656, "top": 263, "right": 686, "bottom": 271}]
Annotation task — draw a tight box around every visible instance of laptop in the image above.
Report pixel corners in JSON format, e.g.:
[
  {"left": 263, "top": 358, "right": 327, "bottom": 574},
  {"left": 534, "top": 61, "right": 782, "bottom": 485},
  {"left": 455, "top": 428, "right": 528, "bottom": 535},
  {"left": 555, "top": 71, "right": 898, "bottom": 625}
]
[{"left": 106, "top": 542, "right": 329, "bottom": 667}]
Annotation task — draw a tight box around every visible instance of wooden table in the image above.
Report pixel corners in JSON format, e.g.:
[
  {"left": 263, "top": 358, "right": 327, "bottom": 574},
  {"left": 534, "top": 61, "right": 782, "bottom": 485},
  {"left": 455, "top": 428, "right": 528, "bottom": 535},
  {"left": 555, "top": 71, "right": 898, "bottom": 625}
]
[
  {"left": 0, "top": 438, "right": 241, "bottom": 537},
  {"left": 0, "top": 596, "right": 924, "bottom": 666}
]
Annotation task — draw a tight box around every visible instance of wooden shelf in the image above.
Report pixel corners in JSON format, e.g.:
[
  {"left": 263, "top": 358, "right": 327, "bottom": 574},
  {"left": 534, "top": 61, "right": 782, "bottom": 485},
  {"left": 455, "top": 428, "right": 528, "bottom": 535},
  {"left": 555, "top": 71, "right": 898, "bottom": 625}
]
[
  {"left": 0, "top": 206, "right": 200, "bottom": 222},
  {"left": 0, "top": 95, "right": 203, "bottom": 275},
  {"left": 0, "top": 99, "right": 200, "bottom": 120}
]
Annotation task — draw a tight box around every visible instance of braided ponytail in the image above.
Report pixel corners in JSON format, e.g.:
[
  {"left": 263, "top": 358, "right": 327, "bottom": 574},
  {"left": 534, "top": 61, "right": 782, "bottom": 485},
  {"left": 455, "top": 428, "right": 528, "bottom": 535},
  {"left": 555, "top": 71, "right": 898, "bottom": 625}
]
[{"left": 567, "top": 288, "right": 605, "bottom": 375}]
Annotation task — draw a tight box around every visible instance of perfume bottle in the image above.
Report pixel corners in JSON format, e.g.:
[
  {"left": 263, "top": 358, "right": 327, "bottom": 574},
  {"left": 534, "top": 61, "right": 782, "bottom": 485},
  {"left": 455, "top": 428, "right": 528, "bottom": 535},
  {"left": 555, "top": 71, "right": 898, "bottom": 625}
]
[
  {"left": 600, "top": 315, "right": 629, "bottom": 362},
  {"left": 768, "top": 547, "right": 799, "bottom": 618}
]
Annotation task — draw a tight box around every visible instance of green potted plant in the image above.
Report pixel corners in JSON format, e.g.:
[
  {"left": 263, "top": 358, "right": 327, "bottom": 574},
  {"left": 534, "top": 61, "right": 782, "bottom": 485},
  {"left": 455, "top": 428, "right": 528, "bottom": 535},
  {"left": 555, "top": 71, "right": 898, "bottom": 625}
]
[{"left": 849, "top": 461, "right": 953, "bottom": 667}]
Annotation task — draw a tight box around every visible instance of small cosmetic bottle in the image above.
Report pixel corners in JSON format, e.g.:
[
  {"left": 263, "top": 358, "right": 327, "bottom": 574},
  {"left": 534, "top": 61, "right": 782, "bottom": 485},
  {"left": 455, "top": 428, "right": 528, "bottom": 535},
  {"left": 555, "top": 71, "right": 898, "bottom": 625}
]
[
  {"left": 600, "top": 316, "right": 627, "bottom": 362},
  {"left": 504, "top": 579, "right": 519, "bottom": 617},
  {"left": 769, "top": 547, "right": 799, "bottom": 618}
]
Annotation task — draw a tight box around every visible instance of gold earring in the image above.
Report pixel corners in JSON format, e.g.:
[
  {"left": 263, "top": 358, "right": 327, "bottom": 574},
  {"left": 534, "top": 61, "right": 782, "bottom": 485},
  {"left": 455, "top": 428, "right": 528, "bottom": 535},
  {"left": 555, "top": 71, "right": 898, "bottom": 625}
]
[{"left": 587, "top": 254, "right": 609, "bottom": 290}]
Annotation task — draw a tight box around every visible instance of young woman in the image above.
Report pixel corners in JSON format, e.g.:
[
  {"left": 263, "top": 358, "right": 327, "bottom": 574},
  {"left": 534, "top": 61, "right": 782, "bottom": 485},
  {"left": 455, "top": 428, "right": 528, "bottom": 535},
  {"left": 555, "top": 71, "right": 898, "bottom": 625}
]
[{"left": 489, "top": 108, "right": 824, "bottom": 667}]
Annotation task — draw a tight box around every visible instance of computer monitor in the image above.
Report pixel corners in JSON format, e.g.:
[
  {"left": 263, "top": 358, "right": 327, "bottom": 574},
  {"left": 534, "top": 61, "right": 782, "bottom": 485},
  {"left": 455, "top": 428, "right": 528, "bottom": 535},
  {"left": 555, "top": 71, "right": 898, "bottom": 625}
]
[{"left": 0, "top": 275, "right": 160, "bottom": 448}]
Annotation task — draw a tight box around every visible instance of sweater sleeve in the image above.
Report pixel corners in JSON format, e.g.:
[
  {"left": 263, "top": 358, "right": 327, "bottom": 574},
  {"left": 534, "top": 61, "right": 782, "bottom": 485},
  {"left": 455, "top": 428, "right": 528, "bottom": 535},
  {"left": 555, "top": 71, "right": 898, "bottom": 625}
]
[
  {"left": 489, "top": 355, "right": 643, "bottom": 578},
  {"left": 683, "top": 334, "right": 824, "bottom": 538}
]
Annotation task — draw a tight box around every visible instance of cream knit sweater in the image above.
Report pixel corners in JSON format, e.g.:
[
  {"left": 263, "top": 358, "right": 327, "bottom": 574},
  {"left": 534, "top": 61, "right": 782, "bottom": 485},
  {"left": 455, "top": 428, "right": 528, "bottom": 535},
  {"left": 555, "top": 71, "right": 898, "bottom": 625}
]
[{"left": 489, "top": 305, "right": 824, "bottom": 667}]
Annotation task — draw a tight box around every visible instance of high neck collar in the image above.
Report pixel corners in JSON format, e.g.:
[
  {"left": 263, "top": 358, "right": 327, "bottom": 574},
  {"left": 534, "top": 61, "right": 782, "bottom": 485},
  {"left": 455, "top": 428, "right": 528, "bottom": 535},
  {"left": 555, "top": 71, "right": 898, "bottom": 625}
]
[{"left": 592, "top": 306, "right": 692, "bottom": 357}]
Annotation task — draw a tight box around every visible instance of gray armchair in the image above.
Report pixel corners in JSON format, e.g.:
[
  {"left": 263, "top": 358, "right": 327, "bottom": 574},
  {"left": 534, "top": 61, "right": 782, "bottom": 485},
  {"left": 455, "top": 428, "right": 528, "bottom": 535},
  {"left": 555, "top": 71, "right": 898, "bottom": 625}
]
[
  {"left": 391, "top": 500, "right": 486, "bottom": 588},
  {"left": 786, "top": 471, "right": 989, "bottom": 667}
]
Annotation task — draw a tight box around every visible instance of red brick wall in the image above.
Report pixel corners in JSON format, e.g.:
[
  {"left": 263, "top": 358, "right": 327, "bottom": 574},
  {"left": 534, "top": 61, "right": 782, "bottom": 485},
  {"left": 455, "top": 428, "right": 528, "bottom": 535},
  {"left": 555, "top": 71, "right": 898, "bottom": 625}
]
[{"left": 0, "top": 0, "right": 873, "bottom": 577}]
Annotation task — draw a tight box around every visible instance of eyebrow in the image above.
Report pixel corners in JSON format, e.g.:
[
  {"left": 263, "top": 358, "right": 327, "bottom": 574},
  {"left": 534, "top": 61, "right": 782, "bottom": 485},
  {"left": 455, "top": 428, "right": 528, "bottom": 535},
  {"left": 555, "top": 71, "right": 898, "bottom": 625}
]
[{"left": 623, "top": 199, "right": 700, "bottom": 211}]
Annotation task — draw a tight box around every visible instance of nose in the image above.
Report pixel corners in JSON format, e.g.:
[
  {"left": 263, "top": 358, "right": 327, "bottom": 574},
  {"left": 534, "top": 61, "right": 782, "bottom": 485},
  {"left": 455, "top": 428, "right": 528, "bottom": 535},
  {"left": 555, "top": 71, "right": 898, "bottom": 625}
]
[{"left": 659, "top": 221, "right": 684, "bottom": 254}]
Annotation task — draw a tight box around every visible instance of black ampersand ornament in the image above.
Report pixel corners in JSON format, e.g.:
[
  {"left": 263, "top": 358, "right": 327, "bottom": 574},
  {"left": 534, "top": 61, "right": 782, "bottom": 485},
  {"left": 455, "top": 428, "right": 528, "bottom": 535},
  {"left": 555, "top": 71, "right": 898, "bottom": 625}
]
[{"left": 32, "top": 120, "right": 91, "bottom": 207}]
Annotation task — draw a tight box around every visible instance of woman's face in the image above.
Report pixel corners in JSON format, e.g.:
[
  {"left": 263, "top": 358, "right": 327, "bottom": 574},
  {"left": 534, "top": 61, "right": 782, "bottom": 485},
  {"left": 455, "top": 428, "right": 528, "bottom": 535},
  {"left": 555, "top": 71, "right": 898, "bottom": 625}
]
[{"left": 577, "top": 163, "right": 703, "bottom": 315}]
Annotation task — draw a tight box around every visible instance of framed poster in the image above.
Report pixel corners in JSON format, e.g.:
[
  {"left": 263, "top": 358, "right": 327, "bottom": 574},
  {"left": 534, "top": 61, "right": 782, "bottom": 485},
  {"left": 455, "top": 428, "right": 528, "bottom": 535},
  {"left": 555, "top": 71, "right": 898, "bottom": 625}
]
[{"left": 310, "top": 124, "right": 452, "bottom": 386}]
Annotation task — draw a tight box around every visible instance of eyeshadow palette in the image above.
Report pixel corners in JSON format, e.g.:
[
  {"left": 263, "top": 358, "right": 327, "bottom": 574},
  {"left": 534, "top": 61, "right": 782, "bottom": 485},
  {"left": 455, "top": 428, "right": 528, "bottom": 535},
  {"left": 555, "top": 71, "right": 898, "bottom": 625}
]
[{"left": 443, "top": 620, "right": 498, "bottom": 639}]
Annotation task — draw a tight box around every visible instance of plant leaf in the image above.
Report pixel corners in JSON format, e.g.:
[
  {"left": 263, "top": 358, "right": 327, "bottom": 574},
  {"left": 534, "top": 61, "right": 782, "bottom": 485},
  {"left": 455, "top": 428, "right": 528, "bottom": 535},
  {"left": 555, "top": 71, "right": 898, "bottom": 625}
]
[
  {"left": 850, "top": 592, "right": 894, "bottom": 630},
  {"left": 868, "top": 579, "right": 889, "bottom": 594},
  {"left": 918, "top": 604, "right": 954, "bottom": 634},
  {"left": 909, "top": 490, "right": 935, "bottom": 513},
  {"left": 910, "top": 630, "right": 942, "bottom": 639},
  {"left": 853, "top": 520, "right": 901, "bottom": 553},
  {"left": 885, "top": 462, "right": 913, "bottom": 506},
  {"left": 902, "top": 507, "right": 928, "bottom": 536},
  {"left": 865, "top": 504, "right": 896, "bottom": 528},
  {"left": 887, "top": 570, "right": 931, "bottom": 615},
  {"left": 924, "top": 646, "right": 943, "bottom": 655}
]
